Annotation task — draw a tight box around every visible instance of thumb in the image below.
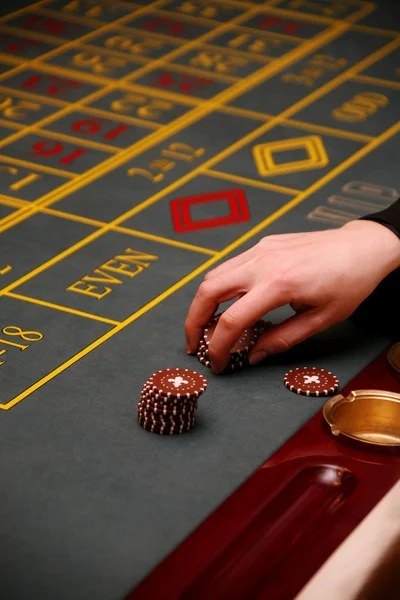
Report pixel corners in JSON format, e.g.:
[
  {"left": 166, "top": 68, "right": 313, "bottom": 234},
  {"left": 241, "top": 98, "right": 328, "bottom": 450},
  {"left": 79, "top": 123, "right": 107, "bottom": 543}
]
[{"left": 249, "top": 309, "right": 334, "bottom": 365}]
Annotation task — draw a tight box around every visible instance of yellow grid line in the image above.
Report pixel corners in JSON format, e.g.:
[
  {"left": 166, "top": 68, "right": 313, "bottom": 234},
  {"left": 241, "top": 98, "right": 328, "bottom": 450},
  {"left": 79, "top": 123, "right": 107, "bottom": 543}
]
[
  {"left": 29, "top": 23, "right": 350, "bottom": 210},
  {"left": 0, "top": 118, "right": 23, "bottom": 131},
  {"left": 0, "top": 54, "right": 26, "bottom": 68},
  {"left": 123, "top": 6, "right": 249, "bottom": 32},
  {"left": 32, "top": 6, "right": 138, "bottom": 29},
  {"left": 101, "top": 80, "right": 202, "bottom": 107},
  {"left": 112, "top": 226, "right": 218, "bottom": 255},
  {"left": 67, "top": 104, "right": 162, "bottom": 129},
  {"left": 1, "top": 25, "right": 396, "bottom": 231},
  {"left": 0, "top": 83, "right": 162, "bottom": 129},
  {"left": 217, "top": 104, "right": 376, "bottom": 143},
  {"left": 352, "top": 74, "right": 400, "bottom": 90},
  {"left": 0, "top": 227, "right": 106, "bottom": 294},
  {"left": 37, "top": 46, "right": 242, "bottom": 85},
  {"left": 93, "top": 22, "right": 187, "bottom": 47},
  {"left": 279, "top": 117, "right": 375, "bottom": 143},
  {"left": 73, "top": 41, "right": 152, "bottom": 67},
  {"left": 0, "top": 205, "right": 36, "bottom": 231},
  {"left": 69, "top": 25, "right": 290, "bottom": 70},
  {"left": 121, "top": 8, "right": 302, "bottom": 86},
  {"left": 0, "top": 205, "right": 26, "bottom": 227},
  {"left": 0, "top": 0, "right": 396, "bottom": 408},
  {"left": 0, "top": 0, "right": 274, "bottom": 188},
  {"left": 0, "top": 33, "right": 396, "bottom": 285},
  {"left": 5, "top": 291, "right": 121, "bottom": 326},
  {"left": 131, "top": 61, "right": 240, "bottom": 84},
  {"left": 0, "top": 194, "right": 28, "bottom": 209},
  {"left": 203, "top": 168, "right": 301, "bottom": 195},
  {"left": 33, "top": 127, "right": 120, "bottom": 154},
  {"left": 42, "top": 206, "right": 218, "bottom": 255},
  {"left": 150, "top": 1, "right": 355, "bottom": 28},
  {"left": 0, "top": 204, "right": 217, "bottom": 296},
  {"left": 0, "top": 0, "right": 264, "bottom": 90},
  {"left": 0, "top": 20, "right": 390, "bottom": 244},
  {"left": 2, "top": 119, "right": 398, "bottom": 410},
  {"left": 33, "top": 4, "right": 172, "bottom": 30},
  {"left": 0, "top": 153, "right": 76, "bottom": 179},
  {"left": 0, "top": 0, "right": 49, "bottom": 23},
  {"left": 246, "top": 2, "right": 376, "bottom": 27},
  {"left": 0, "top": 83, "right": 68, "bottom": 107},
  {"left": 0, "top": 22, "right": 349, "bottom": 233},
  {"left": 0, "top": 0, "right": 171, "bottom": 147},
  {"left": 181, "top": 41, "right": 272, "bottom": 64},
  {"left": 0, "top": 24, "right": 66, "bottom": 47},
  {"left": 44, "top": 32, "right": 395, "bottom": 227},
  {"left": 351, "top": 23, "right": 399, "bottom": 38},
  {"left": 217, "top": 21, "right": 305, "bottom": 44},
  {"left": 215, "top": 103, "right": 270, "bottom": 121},
  {"left": 39, "top": 206, "right": 104, "bottom": 227}
]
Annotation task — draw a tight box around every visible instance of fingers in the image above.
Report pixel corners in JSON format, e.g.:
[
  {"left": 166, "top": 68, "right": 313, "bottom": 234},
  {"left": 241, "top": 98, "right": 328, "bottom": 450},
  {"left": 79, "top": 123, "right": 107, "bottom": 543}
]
[
  {"left": 204, "top": 248, "right": 254, "bottom": 280},
  {"left": 207, "top": 287, "right": 285, "bottom": 374},
  {"left": 290, "top": 301, "right": 311, "bottom": 313},
  {"left": 185, "top": 268, "right": 249, "bottom": 354},
  {"left": 248, "top": 308, "right": 335, "bottom": 365}
]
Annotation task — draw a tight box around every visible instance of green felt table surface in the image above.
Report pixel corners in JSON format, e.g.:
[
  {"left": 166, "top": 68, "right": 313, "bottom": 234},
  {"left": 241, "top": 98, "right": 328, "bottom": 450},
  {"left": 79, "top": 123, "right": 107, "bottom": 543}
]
[{"left": 0, "top": 0, "right": 398, "bottom": 598}]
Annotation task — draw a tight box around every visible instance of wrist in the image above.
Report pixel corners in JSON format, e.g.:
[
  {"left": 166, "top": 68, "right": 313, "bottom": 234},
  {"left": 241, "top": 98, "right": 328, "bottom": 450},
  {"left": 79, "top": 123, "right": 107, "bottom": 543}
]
[{"left": 343, "top": 219, "right": 400, "bottom": 274}]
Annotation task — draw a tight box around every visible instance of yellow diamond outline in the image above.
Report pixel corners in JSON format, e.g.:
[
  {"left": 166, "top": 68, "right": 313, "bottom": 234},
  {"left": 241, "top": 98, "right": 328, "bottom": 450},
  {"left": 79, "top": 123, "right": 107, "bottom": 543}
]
[{"left": 253, "top": 135, "right": 329, "bottom": 177}]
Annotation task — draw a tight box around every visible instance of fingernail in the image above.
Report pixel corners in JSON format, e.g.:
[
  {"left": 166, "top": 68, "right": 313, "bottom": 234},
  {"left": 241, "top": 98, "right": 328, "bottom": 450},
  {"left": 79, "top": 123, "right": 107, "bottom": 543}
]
[
  {"left": 249, "top": 351, "right": 268, "bottom": 365},
  {"left": 186, "top": 344, "right": 195, "bottom": 355}
]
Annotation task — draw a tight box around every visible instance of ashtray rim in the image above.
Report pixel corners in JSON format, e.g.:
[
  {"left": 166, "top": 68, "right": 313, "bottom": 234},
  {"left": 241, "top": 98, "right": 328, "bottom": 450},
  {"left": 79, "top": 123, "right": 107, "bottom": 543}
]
[
  {"left": 323, "top": 389, "right": 400, "bottom": 448},
  {"left": 387, "top": 342, "right": 400, "bottom": 380}
]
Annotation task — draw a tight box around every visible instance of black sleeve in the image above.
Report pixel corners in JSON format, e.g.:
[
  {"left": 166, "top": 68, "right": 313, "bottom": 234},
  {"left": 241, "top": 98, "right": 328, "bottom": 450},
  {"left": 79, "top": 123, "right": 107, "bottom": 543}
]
[
  {"left": 350, "top": 199, "right": 400, "bottom": 339},
  {"left": 359, "top": 198, "right": 400, "bottom": 238}
]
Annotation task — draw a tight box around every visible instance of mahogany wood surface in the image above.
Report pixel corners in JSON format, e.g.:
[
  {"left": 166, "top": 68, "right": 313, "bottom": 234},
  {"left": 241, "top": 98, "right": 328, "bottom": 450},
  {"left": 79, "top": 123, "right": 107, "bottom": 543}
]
[{"left": 128, "top": 349, "right": 400, "bottom": 600}]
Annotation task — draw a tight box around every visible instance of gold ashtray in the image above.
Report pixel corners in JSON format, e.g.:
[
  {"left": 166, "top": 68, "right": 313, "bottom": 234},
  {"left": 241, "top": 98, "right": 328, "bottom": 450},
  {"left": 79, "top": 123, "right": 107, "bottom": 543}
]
[
  {"left": 387, "top": 343, "right": 400, "bottom": 381},
  {"left": 323, "top": 389, "right": 400, "bottom": 448}
]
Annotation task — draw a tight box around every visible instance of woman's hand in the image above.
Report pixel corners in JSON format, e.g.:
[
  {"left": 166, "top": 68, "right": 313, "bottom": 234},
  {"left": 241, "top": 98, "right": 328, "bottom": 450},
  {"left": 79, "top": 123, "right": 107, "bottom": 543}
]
[{"left": 185, "top": 220, "right": 400, "bottom": 373}]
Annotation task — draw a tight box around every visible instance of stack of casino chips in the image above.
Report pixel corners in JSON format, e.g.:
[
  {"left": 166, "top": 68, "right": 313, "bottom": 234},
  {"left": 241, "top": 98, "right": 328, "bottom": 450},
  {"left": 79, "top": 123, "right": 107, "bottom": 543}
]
[
  {"left": 197, "top": 314, "right": 271, "bottom": 372},
  {"left": 138, "top": 368, "right": 207, "bottom": 435}
]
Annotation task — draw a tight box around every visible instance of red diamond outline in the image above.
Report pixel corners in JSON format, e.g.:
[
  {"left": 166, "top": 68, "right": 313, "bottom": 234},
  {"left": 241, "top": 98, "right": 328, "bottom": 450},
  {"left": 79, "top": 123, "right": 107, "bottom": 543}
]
[{"left": 170, "top": 189, "right": 250, "bottom": 233}]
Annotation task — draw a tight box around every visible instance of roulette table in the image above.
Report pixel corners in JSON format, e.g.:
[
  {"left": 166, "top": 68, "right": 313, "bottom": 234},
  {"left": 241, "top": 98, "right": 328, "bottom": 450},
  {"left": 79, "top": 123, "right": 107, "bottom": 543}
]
[{"left": 0, "top": 0, "right": 399, "bottom": 599}]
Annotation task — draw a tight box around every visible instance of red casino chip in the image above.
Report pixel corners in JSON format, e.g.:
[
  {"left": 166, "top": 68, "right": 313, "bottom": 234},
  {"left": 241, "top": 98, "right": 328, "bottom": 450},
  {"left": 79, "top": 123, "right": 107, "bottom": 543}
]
[
  {"left": 145, "top": 368, "right": 207, "bottom": 398},
  {"left": 284, "top": 367, "right": 339, "bottom": 397}
]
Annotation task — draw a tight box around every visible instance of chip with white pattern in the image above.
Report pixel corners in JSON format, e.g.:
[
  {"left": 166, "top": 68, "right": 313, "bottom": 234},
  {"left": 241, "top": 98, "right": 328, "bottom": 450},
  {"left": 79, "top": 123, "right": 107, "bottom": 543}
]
[{"left": 284, "top": 367, "right": 339, "bottom": 397}]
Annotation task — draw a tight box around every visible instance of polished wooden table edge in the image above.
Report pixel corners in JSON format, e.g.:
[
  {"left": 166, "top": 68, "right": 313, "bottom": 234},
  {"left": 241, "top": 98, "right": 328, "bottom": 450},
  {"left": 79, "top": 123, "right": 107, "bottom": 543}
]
[
  {"left": 295, "top": 479, "right": 400, "bottom": 600},
  {"left": 127, "top": 347, "right": 400, "bottom": 600}
]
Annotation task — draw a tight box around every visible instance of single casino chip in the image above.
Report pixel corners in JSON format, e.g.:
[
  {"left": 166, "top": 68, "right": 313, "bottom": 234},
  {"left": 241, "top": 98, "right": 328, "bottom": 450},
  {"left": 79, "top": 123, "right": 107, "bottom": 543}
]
[
  {"left": 145, "top": 368, "right": 207, "bottom": 398},
  {"left": 284, "top": 367, "right": 339, "bottom": 397}
]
